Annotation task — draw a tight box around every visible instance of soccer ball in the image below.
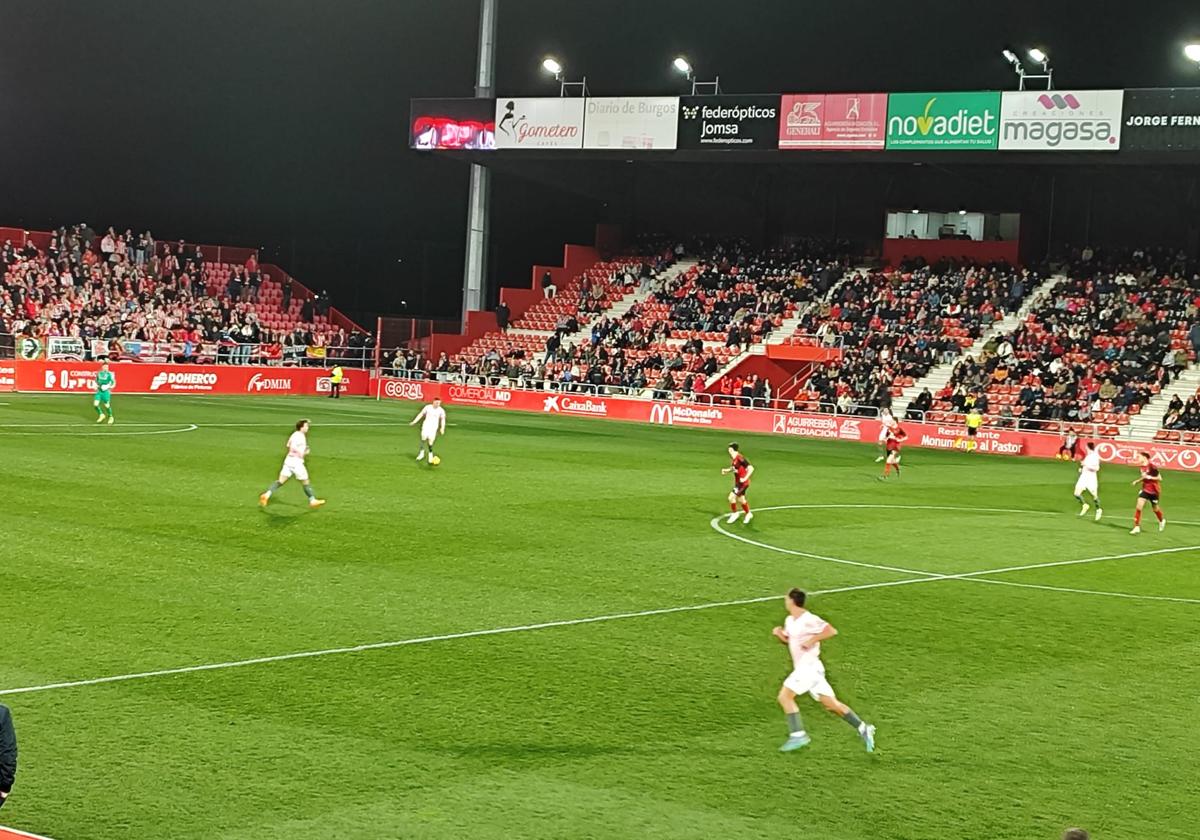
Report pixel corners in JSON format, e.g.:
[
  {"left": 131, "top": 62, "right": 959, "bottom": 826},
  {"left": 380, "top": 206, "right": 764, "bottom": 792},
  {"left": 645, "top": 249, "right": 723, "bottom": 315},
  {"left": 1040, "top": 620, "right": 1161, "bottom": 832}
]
[{"left": 429, "top": 455, "right": 441, "bottom": 466}]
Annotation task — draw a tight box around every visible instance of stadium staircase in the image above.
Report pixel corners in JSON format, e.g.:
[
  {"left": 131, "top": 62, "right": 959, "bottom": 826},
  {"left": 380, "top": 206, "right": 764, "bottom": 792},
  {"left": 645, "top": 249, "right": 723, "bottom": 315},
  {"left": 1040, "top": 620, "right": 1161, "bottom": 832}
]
[
  {"left": 547, "top": 259, "right": 699, "bottom": 348},
  {"left": 1125, "top": 365, "right": 1200, "bottom": 440},
  {"left": 892, "top": 273, "right": 1066, "bottom": 417},
  {"left": 703, "top": 301, "right": 815, "bottom": 389}
]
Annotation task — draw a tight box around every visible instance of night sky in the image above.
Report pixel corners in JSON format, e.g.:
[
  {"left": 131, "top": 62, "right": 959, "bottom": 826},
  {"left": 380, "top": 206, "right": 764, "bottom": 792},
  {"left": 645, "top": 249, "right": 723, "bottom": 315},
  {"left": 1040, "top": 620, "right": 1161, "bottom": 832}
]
[{"left": 2, "top": 1, "right": 1199, "bottom": 319}]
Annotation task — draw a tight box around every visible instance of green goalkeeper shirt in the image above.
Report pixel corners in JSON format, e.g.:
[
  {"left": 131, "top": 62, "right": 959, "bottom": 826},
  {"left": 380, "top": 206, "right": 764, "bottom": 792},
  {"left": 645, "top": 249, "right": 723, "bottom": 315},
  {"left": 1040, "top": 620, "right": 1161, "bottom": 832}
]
[{"left": 95, "top": 369, "right": 115, "bottom": 396}]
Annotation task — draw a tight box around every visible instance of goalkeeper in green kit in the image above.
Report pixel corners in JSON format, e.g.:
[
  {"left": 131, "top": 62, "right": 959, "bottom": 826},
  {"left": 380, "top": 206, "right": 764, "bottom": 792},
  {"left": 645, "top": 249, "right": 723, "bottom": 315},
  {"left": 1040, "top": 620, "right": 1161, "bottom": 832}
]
[{"left": 93, "top": 361, "right": 116, "bottom": 424}]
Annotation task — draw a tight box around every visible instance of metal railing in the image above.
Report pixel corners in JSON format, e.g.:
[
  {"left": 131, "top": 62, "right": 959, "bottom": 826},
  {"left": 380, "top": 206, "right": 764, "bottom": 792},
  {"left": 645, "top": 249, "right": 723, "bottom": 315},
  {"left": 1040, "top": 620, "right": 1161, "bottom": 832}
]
[{"left": 0, "top": 335, "right": 372, "bottom": 367}]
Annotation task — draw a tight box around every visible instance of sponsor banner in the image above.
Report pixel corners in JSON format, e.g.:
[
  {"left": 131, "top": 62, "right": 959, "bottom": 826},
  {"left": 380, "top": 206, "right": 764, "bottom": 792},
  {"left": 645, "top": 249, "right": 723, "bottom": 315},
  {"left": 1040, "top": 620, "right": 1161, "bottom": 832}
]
[
  {"left": 14, "top": 361, "right": 367, "bottom": 396},
  {"left": 886, "top": 91, "right": 1001, "bottom": 150},
  {"left": 779, "top": 93, "right": 888, "bottom": 150},
  {"left": 445, "top": 383, "right": 514, "bottom": 407},
  {"left": 378, "top": 378, "right": 431, "bottom": 401},
  {"left": 377, "top": 378, "right": 1200, "bottom": 472},
  {"left": 1121, "top": 88, "right": 1200, "bottom": 151},
  {"left": 583, "top": 97, "right": 679, "bottom": 150},
  {"left": 771, "top": 413, "right": 864, "bottom": 441},
  {"left": 542, "top": 393, "right": 608, "bottom": 416},
  {"left": 677, "top": 95, "right": 780, "bottom": 150},
  {"left": 0, "top": 362, "right": 15, "bottom": 391},
  {"left": 495, "top": 97, "right": 585, "bottom": 149},
  {"left": 47, "top": 336, "right": 86, "bottom": 361},
  {"left": 999, "top": 90, "right": 1123, "bottom": 151},
  {"left": 409, "top": 97, "right": 496, "bottom": 151},
  {"left": 648, "top": 402, "right": 727, "bottom": 426}
]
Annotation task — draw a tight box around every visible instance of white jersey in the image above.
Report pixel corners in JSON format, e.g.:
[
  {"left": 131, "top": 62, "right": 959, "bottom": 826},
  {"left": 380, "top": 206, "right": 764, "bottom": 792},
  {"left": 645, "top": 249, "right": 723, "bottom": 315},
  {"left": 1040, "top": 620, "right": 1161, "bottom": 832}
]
[
  {"left": 416, "top": 404, "right": 446, "bottom": 437},
  {"left": 785, "top": 611, "right": 829, "bottom": 671},
  {"left": 878, "top": 412, "right": 898, "bottom": 442},
  {"left": 1080, "top": 449, "right": 1100, "bottom": 474},
  {"left": 286, "top": 431, "right": 308, "bottom": 460}
]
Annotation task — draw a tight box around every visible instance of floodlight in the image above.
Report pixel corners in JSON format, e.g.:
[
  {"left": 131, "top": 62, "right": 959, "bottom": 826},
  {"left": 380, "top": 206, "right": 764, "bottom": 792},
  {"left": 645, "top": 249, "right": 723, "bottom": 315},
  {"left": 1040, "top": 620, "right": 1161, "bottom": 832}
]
[
  {"left": 1185, "top": 43, "right": 1200, "bottom": 63},
  {"left": 541, "top": 57, "right": 563, "bottom": 77},
  {"left": 1028, "top": 47, "right": 1048, "bottom": 65},
  {"left": 673, "top": 56, "right": 692, "bottom": 76},
  {"left": 1001, "top": 49, "right": 1019, "bottom": 67}
]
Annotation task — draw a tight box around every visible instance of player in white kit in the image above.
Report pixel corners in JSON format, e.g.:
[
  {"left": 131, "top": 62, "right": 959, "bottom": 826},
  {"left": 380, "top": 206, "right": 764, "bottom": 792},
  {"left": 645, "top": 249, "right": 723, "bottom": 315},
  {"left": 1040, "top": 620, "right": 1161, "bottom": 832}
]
[
  {"left": 1073, "top": 441, "right": 1102, "bottom": 521},
  {"left": 773, "top": 588, "right": 876, "bottom": 753},
  {"left": 259, "top": 419, "right": 325, "bottom": 508},
  {"left": 875, "top": 408, "right": 898, "bottom": 462},
  {"left": 410, "top": 398, "right": 447, "bottom": 463}
]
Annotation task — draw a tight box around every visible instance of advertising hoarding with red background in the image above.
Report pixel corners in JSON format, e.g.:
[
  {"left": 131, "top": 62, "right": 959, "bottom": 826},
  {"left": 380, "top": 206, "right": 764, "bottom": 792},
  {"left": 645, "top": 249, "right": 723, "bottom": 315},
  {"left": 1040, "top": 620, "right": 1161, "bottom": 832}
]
[
  {"left": 13, "top": 361, "right": 368, "bottom": 396},
  {"left": 9, "top": 363, "right": 1194, "bottom": 472},
  {"left": 376, "top": 377, "right": 1200, "bottom": 473},
  {"left": 779, "top": 93, "right": 888, "bottom": 150}
]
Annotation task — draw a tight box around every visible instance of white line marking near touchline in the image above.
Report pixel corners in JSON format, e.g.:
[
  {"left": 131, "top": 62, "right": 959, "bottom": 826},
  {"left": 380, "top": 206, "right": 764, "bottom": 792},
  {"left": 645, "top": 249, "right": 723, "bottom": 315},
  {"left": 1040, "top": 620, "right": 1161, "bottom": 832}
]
[{"left": 0, "top": 423, "right": 198, "bottom": 436}]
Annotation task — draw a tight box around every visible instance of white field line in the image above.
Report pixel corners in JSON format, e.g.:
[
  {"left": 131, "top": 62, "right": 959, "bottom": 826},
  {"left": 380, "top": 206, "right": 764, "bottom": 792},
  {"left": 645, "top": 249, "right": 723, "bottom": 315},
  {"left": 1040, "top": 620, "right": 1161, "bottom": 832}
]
[
  {"left": 966, "top": 577, "right": 1200, "bottom": 604},
  {"left": 3, "top": 506, "right": 1196, "bottom": 698},
  {"left": 710, "top": 504, "right": 1200, "bottom": 602},
  {"left": 0, "top": 424, "right": 198, "bottom": 436},
  {"left": 4, "top": 533, "right": 1197, "bottom": 697}
]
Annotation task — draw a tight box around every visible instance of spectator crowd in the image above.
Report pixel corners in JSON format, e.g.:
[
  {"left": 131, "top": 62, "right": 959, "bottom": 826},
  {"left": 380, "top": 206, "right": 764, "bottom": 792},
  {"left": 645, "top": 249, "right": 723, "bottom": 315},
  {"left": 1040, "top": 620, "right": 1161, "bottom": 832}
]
[{"left": 0, "top": 223, "right": 352, "bottom": 364}]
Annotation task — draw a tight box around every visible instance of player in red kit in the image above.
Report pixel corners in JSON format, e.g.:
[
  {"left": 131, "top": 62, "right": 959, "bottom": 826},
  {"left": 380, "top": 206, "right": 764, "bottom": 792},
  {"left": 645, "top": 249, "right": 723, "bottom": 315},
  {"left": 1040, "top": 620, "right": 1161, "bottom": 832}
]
[
  {"left": 1130, "top": 452, "right": 1165, "bottom": 535},
  {"left": 878, "top": 424, "right": 907, "bottom": 480},
  {"left": 722, "top": 442, "right": 755, "bottom": 524}
]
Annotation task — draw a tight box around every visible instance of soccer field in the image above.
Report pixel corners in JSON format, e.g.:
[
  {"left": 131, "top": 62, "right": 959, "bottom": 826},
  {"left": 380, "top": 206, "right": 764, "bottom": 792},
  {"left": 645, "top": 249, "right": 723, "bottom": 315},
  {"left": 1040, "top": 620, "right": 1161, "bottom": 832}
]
[{"left": 2, "top": 393, "right": 1197, "bottom": 840}]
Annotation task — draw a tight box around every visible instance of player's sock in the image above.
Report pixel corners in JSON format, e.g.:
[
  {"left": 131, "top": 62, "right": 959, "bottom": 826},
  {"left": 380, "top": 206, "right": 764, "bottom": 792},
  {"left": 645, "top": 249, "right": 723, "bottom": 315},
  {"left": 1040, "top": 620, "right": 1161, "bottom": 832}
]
[
  {"left": 1154, "top": 508, "right": 1164, "bottom": 522},
  {"left": 303, "top": 485, "right": 316, "bottom": 500},
  {"left": 741, "top": 502, "right": 750, "bottom": 514},
  {"left": 883, "top": 464, "right": 891, "bottom": 477},
  {"left": 730, "top": 502, "right": 738, "bottom": 512},
  {"left": 786, "top": 712, "right": 806, "bottom": 736},
  {"left": 264, "top": 481, "right": 281, "bottom": 497},
  {"left": 841, "top": 710, "right": 866, "bottom": 733},
  {"left": 1134, "top": 509, "right": 1142, "bottom": 526}
]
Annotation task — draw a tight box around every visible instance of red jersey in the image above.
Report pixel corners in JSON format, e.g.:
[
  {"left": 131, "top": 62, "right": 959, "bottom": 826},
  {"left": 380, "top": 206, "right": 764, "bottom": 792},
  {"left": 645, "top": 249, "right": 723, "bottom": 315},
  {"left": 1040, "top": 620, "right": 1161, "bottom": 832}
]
[
  {"left": 885, "top": 425, "right": 906, "bottom": 451},
  {"left": 732, "top": 454, "right": 752, "bottom": 483},
  {"left": 1139, "top": 466, "right": 1161, "bottom": 497}
]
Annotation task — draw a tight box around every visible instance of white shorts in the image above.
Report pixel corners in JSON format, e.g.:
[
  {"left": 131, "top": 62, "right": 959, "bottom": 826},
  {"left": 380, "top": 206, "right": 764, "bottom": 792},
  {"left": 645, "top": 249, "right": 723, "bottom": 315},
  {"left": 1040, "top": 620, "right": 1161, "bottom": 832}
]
[
  {"left": 1074, "top": 473, "right": 1098, "bottom": 497},
  {"left": 280, "top": 455, "right": 309, "bottom": 482},
  {"left": 421, "top": 427, "right": 439, "bottom": 445},
  {"left": 783, "top": 663, "right": 835, "bottom": 701},
  {"left": 878, "top": 426, "right": 891, "bottom": 444}
]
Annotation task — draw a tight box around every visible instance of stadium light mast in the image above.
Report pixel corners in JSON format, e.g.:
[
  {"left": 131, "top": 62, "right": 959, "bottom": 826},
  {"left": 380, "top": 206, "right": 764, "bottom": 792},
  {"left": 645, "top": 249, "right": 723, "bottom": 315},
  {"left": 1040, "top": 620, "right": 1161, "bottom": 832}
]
[
  {"left": 542, "top": 56, "right": 588, "bottom": 97},
  {"left": 1001, "top": 46, "right": 1053, "bottom": 90},
  {"left": 673, "top": 56, "right": 721, "bottom": 95},
  {"left": 461, "top": 0, "right": 497, "bottom": 326}
]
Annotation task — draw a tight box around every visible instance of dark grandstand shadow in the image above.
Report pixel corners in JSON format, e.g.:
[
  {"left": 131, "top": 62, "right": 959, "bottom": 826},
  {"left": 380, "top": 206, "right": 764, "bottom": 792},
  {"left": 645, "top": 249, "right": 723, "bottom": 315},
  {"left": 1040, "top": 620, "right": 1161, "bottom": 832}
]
[
  {"left": 258, "top": 504, "right": 309, "bottom": 526},
  {"left": 440, "top": 742, "right": 636, "bottom": 761},
  {"left": 1091, "top": 518, "right": 1161, "bottom": 533}
]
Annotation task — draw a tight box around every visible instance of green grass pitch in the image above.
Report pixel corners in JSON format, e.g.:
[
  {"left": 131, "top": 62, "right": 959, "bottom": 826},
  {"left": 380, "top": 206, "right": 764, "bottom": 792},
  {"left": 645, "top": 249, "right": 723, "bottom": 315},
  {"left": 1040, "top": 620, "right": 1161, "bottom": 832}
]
[{"left": 2, "top": 393, "right": 1197, "bottom": 839}]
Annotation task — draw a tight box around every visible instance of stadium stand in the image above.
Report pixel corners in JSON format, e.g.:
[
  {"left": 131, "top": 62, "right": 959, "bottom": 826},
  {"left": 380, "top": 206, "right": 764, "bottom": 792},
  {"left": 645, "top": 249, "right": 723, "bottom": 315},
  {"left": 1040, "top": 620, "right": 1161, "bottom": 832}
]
[
  {"left": 928, "top": 250, "right": 1199, "bottom": 436},
  {"left": 432, "top": 239, "right": 850, "bottom": 399},
  {"left": 0, "top": 224, "right": 359, "bottom": 364},
  {"left": 783, "top": 262, "right": 1036, "bottom": 412}
]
